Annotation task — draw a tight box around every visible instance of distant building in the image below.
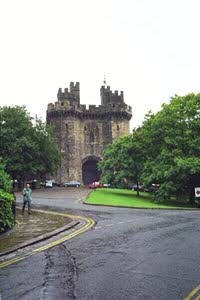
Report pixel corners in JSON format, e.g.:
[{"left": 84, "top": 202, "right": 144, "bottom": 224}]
[{"left": 47, "top": 82, "right": 132, "bottom": 184}]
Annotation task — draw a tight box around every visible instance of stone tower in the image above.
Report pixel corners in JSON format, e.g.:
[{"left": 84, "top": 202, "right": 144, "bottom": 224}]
[{"left": 47, "top": 82, "right": 132, "bottom": 184}]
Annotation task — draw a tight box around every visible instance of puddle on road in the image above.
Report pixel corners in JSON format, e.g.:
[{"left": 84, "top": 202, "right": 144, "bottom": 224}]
[{"left": 0, "top": 208, "right": 72, "bottom": 253}]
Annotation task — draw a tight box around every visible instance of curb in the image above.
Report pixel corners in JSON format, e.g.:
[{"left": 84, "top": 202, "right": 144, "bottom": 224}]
[
  {"left": 0, "top": 219, "right": 79, "bottom": 258},
  {"left": 83, "top": 201, "right": 199, "bottom": 211},
  {"left": 77, "top": 189, "right": 93, "bottom": 203}
]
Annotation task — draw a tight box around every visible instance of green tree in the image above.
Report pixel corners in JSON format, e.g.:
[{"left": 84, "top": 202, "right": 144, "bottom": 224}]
[
  {"left": 141, "top": 93, "right": 200, "bottom": 202},
  {"left": 0, "top": 106, "right": 60, "bottom": 181},
  {"left": 31, "top": 117, "right": 60, "bottom": 179},
  {"left": 99, "top": 129, "right": 145, "bottom": 195}
]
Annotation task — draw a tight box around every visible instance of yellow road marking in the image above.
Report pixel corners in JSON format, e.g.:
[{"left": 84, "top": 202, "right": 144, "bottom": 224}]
[
  {"left": 184, "top": 284, "right": 200, "bottom": 300},
  {"left": 0, "top": 209, "right": 95, "bottom": 269}
]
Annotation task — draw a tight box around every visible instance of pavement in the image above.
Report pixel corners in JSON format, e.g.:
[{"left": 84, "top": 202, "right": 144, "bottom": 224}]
[
  {"left": 0, "top": 208, "right": 77, "bottom": 256},
  {"left": 0, "top": 187, "right": 200, "bottom": 300}
]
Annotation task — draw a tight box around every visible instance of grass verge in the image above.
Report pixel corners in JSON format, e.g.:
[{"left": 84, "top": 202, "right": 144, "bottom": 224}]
[{"left": 85, "top": 188, "right": 194, "bottom": 209}]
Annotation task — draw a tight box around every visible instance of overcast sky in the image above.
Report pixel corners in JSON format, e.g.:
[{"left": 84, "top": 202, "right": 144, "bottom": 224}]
[{"left": 0, "top": 0, "right": 200, "bottom": 129}]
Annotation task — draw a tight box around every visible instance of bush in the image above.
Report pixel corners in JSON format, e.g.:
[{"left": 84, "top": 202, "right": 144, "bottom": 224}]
[
  {"left": 0, "top": 162, "right": 12, "bottom": 192},
  {"left": 0, "top": 189, "right": 16, "bottom": 233}
]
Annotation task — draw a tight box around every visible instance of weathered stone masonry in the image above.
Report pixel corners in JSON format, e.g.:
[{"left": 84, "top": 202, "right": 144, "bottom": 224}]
[{"left": 47, "top": 82, "right": 132, "bottom": 184}]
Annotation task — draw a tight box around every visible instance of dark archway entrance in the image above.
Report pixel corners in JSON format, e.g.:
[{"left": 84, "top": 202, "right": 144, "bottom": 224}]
[{"left": 82, "top": 160, "right": 101, "bottom": 185}]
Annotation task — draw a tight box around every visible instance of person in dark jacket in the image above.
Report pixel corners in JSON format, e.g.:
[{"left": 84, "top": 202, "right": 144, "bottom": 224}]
[{"left": 22, "top": 183, "right": 32, "bottom": 214}]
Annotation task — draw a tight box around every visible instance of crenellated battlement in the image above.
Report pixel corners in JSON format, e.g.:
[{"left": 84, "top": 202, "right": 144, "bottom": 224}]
[
  {"left": 57, "top": 82, "right": 80, "bottom": 103},
  {"left": 100, "top": 85, "right": 124, "bottom": 105},
  {"left": 47, "top": 81, "right": 132, "bottom": 121},
  {"left": 47, "top": 100, "right": 132, "bottom": 115}
]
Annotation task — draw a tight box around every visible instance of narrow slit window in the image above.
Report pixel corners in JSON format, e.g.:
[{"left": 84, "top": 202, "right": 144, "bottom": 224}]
[{"left": 90, "top": 132, "right": 95, "bottom": 143}]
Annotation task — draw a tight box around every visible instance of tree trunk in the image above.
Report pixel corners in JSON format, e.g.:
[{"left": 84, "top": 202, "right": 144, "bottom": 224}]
[{"left": 137, "top": 182, "right": 140, "bottom": 197}]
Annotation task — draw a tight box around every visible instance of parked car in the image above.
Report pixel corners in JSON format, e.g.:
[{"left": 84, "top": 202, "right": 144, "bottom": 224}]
[
  {"left": 25, "top": 179, "right": 41, "bottom": 189},
  {"left": 124, "top": 184, "right": 135, "bottom": 190},
  {"left": 45, "top": 180, "right": 53, "bottom": 188},
  {"left": 50, "top": 179, "right": 59, "bottom": 186},
  {"left": 88, "top": 182, "right": 103, "bottom": 189},
  {"left": 63, "top": 181, "right": 81, "bottom": 187},
  {"left": 148, "top": 183, "right": 160, "bottom": 192},
  {"left": 103, "top": 183, "right": 112, "bottom": 188},
  {"left": 133, "top": 183, "right": 160, "bottom": 193},
  {"left": 132, "top": 184, "right": 145, "bottom": 192}
]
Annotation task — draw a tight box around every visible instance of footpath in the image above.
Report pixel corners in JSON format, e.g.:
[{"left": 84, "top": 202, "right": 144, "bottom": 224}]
[
  {"left": 0, "top": 187, "right": 91, "bottom": 257},
  {"left": 0, "top": 207, "right": 73, "bottom": 255}
]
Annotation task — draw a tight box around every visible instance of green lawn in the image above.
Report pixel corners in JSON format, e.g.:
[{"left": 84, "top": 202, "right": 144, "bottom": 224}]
[{"left": 85, "top": 188, "right": 194, "bottom": 209}]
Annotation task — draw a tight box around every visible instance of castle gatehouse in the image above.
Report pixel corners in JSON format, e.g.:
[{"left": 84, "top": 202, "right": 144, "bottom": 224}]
[{"left": 47, "top": 82, "right": 132, "bottom": 184}]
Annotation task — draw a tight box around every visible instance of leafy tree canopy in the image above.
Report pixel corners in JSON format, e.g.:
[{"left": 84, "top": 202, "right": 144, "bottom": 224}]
[
  {"left": 141, "top": 93, "right": 200, "bottom": 201},
  {"left": 99, "top": 128, "right": 145, "bottom": 193},
  {"left": 0, "top": 106, "right": 60, "bottom": 181}
]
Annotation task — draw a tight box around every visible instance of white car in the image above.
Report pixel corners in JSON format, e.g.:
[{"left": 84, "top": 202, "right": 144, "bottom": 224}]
[{"left": 45, "top": 180, "right": 53, "bottom": 188}]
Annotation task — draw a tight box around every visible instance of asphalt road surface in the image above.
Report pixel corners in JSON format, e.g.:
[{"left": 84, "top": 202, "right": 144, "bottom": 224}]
[{"left": 1, "top": 187, "right": 200, "bottom": 300}]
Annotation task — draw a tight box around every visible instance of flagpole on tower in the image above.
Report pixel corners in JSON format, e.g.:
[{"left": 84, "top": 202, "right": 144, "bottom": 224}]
[{"left": 103, "top": 73, "right": 107, "bottom": 87}]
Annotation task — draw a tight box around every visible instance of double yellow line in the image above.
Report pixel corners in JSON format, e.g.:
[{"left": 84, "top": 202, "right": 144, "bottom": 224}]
[
  {"left": 184, "top": 284, "right": 200, "bottom": 300},
  {"left": 0, "top": 209, "right": 95, "bottom": 269}
]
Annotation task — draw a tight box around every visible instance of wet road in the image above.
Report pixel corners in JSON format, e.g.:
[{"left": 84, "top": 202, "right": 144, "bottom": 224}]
[{"left": 1, "top": 187, "right": 200, "bottom": 299}]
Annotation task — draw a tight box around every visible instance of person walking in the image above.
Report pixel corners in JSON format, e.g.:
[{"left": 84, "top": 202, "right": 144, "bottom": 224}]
[{"left": 22, "top": 183, "right": 32, "bottom": 215}]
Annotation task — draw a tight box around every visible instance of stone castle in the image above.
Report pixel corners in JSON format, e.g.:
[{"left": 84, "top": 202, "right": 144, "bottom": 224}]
[{"left": 47, "top": 82, "right": 132, "bottom": 184}]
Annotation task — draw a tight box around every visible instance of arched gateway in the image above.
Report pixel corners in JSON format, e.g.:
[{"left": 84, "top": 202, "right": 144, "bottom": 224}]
[{"left": 82, "top": 156, "right": 101, "bottom": 185}]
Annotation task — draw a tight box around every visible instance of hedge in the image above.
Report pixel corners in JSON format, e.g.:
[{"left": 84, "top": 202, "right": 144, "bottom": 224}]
[{"left": 0, "top": 189, "right": 16, "bottom": 233}]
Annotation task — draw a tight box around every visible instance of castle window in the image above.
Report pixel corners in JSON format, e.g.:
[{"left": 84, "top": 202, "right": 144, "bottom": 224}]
[
  {"left": 90, "top": 132, "right": 95, "bottom": 143},
  {"left": 117, "top": 125, "right": 120, "bottom": 131},
  {"left": 84, "top": 126, "right": 87, "bottom": 131},
  {"left": 61, "top": 102, "right": 64, "bottom": 106},
  {"left": 66, "top": 124, "right": 68, "bottom": 135}
]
